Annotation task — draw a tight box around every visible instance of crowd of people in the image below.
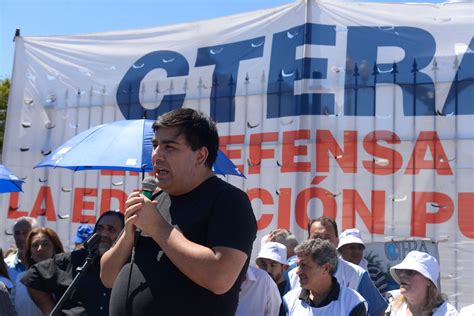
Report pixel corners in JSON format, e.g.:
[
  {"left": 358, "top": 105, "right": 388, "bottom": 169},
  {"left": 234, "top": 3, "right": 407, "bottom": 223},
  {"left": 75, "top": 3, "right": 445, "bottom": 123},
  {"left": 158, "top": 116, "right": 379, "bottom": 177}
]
[
  {"left": 1, "top": 108, "right": 471, "bottom": 316},
  {"left": 238, "top": 222, "right": 465, "bottom": 316},
  {"left": 1, "top": 216, "right": 467, "bottom": 316},
  {"left": 1, "top": 211, "right": 124, "bottom": 315}
]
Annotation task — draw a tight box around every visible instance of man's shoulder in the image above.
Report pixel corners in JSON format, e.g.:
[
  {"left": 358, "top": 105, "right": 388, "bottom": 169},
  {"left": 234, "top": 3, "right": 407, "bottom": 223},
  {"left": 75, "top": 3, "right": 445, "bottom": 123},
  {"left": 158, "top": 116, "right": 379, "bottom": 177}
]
[
  {"left": 27, "top": 251, "right": 70, "bottom": 274},
  {"left": 206, "top": 176, "right": 244, "bottom": 194},
  {"left": 51, "top": 251, "right": 75, "bottom": 264},
  {"left": 205, "top": 176, "right": 251, "bottom": 208},
  {"left": 249, "top": 266, "right": 272, "bottom": 283},
  {"left": 338, "top": 257, "right": 366, "bottom": 275},
  {"left": 340, "top": 284, "right": 365, "bottom": 301},
  {"left": 24, "top": 250, "right": 86, "bottom": 282},
  {"left": 35, "top": 250, "right": 85, "bottom": 270},
  {"left": 283, "top": 286, "right": 302, "bottom": 301}
]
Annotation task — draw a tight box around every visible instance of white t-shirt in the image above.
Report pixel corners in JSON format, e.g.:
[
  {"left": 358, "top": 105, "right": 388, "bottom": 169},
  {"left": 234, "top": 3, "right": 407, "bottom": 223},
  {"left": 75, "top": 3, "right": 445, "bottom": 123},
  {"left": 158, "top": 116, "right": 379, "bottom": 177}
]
[{"left": 236, "top": 265, "right": 282, "bottom": 316}]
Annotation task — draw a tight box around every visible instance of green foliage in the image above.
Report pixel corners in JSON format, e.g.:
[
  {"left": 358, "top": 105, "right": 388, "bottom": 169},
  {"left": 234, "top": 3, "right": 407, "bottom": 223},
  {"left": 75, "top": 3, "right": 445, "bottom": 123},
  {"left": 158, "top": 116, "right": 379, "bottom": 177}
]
[
  {"left": 364, "top": 251, "right": 383, "bottom": 269},
  {"left": 0, "top": 78, "right": 10, "bottom": 108},
  {"left": 0, "top": 78, "right": 10, "bottom": 153}
]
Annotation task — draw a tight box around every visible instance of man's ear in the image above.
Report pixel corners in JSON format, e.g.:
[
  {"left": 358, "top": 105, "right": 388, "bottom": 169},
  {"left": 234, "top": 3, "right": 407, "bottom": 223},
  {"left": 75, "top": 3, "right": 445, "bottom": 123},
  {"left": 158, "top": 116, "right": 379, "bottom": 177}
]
[
  {"left": 195, "top": 146, "right": 209, "bottom": 166},
  {"left": 323, "top": 262, "right": 332, "bottom": 274}
]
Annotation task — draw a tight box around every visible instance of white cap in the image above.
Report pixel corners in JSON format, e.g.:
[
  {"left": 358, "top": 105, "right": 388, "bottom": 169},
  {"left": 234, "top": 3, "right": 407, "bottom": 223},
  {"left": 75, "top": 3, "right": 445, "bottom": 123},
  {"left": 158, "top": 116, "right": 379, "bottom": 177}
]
[
  {"left": 390, "top": 250, "right": 440, "bottom": 289},
  {"left": 337, "top": 228, "right": 365, "bottom": 249},
  {"left": 256, "top": 242, "right": 288, "bottom": 265}
]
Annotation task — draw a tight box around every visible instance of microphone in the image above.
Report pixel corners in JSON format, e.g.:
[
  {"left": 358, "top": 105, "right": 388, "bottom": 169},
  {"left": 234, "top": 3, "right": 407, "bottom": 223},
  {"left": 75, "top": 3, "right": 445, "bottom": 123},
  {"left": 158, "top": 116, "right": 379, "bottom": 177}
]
[
  {"left": 134, "top": 176, "right": 160, "bottom": 241},
  {"left": 141, "top": 176, "right": 158, "bottom": 200},
  {"left": 83, "top": 233, "right": 100, "bottom": 253}
]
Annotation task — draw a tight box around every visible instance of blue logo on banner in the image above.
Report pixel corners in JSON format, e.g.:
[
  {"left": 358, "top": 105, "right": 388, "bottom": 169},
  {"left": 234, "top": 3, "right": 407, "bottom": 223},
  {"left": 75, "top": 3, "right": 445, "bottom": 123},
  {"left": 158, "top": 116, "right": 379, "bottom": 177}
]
[{"left": 385, "top": 242, "right": 399, "bottom": 261}]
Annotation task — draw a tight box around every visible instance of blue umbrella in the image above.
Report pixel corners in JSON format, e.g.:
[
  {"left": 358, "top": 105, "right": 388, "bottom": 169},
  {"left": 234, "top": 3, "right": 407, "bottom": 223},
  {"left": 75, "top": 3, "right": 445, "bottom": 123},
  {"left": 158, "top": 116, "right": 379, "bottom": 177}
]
[
  {"left": 35, "top": 119, "right": 245, "bottom": 177},
  {"left": 0, "top": 164, "right": 24, "bottom": 193}
]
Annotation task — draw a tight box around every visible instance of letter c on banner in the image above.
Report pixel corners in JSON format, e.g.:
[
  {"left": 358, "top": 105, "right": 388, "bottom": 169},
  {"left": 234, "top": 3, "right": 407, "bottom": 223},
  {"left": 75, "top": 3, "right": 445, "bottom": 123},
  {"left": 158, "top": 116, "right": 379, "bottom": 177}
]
[
  {"left": 247, "top": 188, "right": 274, "bottom": 230},
  {"left": 117, "top": 50, "right": 189, "bottom": 119}
]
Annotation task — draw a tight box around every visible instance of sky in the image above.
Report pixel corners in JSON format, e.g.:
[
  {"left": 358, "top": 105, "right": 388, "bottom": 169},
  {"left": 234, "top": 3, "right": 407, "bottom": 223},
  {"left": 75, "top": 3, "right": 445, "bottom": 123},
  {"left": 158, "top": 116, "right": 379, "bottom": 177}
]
[{"left": 0, "top": 0, "right": 448, "bottom": 80}]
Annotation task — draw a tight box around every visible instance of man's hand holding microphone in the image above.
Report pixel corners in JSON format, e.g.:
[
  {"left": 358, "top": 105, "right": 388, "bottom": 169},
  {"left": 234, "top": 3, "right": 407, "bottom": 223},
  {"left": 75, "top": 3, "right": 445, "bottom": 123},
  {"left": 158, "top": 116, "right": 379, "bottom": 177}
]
[
  {"left": 99, "top": 176, "right": 163, "bottom": 289},
  {"left": 124, "top": 177, "right": 161, "bottom": 243}
]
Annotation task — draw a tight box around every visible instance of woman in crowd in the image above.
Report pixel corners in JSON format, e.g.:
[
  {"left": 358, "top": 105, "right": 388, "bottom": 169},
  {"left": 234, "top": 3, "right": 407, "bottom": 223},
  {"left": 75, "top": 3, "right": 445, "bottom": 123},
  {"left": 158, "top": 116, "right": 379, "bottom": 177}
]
[
  {"left": 386, "top": 250, "right": 458, "bottom": 316},
  {"left": 14, "top": 227, "right": 64, "bottom": 316}
]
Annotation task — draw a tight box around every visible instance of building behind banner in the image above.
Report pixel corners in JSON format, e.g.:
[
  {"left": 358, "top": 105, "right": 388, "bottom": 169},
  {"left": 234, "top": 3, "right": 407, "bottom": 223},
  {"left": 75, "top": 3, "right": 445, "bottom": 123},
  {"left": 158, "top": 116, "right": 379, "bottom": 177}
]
[{"left": 1, "top": 0, "right": 473, "bottom": 309}]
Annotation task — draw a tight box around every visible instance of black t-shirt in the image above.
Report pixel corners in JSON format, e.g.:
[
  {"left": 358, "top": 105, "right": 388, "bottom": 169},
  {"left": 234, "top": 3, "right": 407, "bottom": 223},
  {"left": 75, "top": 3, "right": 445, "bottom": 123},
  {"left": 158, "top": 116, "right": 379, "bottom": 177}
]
[
  {"left": 21, "top": 249, "right": 111, "bottom": 315},
  {"left": 109, "top": 176, "right": 257, "bottom": 316}
]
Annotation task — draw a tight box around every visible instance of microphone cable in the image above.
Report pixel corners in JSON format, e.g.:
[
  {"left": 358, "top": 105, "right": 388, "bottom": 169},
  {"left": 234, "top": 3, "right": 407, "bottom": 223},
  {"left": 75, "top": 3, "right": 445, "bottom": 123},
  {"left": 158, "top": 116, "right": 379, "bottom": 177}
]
[{"left": 125, "top": 190, "right": 164, "bottom": 312}]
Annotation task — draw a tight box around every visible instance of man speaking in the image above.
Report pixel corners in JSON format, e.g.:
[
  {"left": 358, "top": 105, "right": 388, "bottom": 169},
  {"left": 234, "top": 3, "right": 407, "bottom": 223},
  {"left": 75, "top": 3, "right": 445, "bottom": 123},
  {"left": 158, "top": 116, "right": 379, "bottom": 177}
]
[{"left": 100, "top": 108, "right": 257, "bottom": 315}]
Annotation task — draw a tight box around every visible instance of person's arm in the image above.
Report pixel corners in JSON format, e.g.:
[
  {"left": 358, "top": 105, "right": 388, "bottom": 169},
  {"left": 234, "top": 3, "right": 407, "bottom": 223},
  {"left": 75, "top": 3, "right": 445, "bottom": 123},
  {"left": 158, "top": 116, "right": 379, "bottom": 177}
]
[
  {"left": 27, "top": 287, "right": 56, "bottom": 315},
  {"left": 126, "top": 191, "right": 250, "bottom": 294},
  {"left": 357, "top": 272, "right": 388, "bottom": 316},
  {"left": 100, "top": 203, "right": 136, "bottom": 288},
  {"left": 148, "top": 215, "right": 246, "bottom": 294},
  {"left": 265, "top": 275, "right": 282, "bottom": 316}
]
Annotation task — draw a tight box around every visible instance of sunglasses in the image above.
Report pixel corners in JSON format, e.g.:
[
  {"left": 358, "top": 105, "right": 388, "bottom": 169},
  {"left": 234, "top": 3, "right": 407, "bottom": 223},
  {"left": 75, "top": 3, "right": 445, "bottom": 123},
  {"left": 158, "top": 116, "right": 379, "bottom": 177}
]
[{"left": 395, "top": 269, "right": 419, "bottom": 277}]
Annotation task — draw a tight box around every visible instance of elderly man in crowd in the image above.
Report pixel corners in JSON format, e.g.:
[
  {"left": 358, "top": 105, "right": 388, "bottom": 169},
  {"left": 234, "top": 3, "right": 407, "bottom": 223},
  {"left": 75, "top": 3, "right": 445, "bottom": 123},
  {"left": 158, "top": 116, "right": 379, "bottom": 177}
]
[
  {"left": 288, "top": 216, "right": 388, "bottom": 316},
  {"left": 5, "top": 217, "right": 38, "bottom": 283},
  {"left": 283, "top": 238, "right": 367, "bottom": 315},
  {"left": 4, "top": 216, "right": 38, "bottom": 301}
]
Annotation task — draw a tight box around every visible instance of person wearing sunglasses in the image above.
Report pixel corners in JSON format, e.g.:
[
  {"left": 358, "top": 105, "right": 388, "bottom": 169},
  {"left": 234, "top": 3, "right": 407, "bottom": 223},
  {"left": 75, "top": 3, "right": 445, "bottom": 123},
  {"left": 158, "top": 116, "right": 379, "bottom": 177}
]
[{"left": 386, "top": 251, "right": 458, "bottom": 315}]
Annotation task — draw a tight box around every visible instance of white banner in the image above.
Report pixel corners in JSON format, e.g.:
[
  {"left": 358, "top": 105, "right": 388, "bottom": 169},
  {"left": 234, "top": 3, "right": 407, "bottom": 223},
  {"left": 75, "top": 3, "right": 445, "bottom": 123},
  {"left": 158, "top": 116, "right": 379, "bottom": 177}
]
[{"left": 1, "top": 0, "right": 473, "bottom": 308}]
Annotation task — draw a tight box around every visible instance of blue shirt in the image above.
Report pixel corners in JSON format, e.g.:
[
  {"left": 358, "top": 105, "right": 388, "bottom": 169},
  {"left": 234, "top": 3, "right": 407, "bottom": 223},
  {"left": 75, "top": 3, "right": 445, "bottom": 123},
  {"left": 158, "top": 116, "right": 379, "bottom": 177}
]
[
  {"left": 357, "top": 272, "right": 388, "bottom": 316},
  {"left": 5, "top": 253, "right": 25, "bottom": 284}
]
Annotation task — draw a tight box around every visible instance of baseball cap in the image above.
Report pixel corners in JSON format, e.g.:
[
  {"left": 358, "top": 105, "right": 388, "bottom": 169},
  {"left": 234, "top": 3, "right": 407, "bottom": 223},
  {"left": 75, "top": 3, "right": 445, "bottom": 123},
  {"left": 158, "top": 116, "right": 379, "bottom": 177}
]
[
  {"left": 390, "top": 250, "right": 440, "bottom": 289},
  {"left": 75, "top": 224, "right": 94, "bottom": 244},
  {"left": 338, "top": 228, "right": 365, "bottom": 249},
  {"left": 256, "top": 242, "right": 288, "bottom": 265}
]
